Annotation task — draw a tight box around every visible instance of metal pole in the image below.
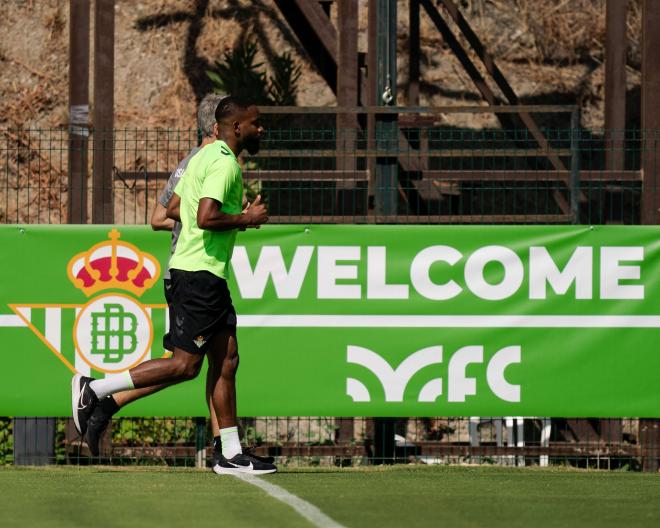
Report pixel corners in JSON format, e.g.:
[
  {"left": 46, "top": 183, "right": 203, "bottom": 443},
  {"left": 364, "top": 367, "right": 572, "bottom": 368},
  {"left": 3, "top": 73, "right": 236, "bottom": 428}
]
[
  {"left": 570, "top": 107, "right": 581, "bottom": 224},
  {"left": 92, "top": 0, "right": 115, "bottom": 224},
  {"left": 68, "top": 0, "right": 90, "bottom": 224},
  {"left": 367, "top": 0, "right": 377, "bottom": 211},
  {"left": 374, "top": 0, "right": 398, "bottom": 217},
  {"left": 195, "top": 417, "right": 206, "bottom": 468}
]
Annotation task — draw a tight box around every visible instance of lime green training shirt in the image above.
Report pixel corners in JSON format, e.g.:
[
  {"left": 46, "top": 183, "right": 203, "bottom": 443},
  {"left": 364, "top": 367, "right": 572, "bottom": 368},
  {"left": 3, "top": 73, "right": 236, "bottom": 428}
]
[{"left": 169, "top": 140, "right": 243, "bottom": 280}]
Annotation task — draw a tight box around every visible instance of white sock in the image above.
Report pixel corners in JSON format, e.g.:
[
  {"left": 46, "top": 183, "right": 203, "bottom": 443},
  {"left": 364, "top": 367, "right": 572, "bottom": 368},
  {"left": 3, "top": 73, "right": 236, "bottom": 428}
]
[
  {"left": 89, "top": 371, "right": 134, "bottom": 399},
  {"left": 220, "top": 426, "right": 242, "bottom": 459}
]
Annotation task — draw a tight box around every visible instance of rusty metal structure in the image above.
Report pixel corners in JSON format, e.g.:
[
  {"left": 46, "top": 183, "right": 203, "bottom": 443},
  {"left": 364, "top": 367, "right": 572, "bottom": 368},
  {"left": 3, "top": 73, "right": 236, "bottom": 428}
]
[{"left": 66, "top": 0, "right": 660, "bottom": 224}]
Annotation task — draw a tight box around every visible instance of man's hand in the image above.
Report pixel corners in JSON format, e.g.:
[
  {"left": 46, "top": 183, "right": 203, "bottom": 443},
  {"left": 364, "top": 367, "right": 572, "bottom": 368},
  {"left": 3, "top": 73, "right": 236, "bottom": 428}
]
[
  {"left": 242, "top": 194, "right": 268, "bottom": 228},
  {"left": 238, "top": 201, "right": 251, "bottom": 231},
  {"left": 197, "top": 195, "right": 267, "bottom": 232}
]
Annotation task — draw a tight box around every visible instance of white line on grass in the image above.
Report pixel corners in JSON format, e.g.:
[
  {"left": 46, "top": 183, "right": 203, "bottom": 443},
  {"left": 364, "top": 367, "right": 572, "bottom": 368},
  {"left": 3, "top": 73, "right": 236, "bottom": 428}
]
[{"left": 232, "top": 473, "right": 347, "bottom": 528}]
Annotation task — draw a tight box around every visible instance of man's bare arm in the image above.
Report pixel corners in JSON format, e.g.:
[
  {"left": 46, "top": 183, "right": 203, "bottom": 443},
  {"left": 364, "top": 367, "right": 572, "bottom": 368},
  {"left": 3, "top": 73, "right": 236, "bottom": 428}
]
[
  {"left": 150, "top": 201, "right": 174, "bottom": 231},
  {"left": 165, "top": 193, "right": 181, "bottom": 223},
  {"left": 197, "top": 194, "right": 268, "bottom": 231}
]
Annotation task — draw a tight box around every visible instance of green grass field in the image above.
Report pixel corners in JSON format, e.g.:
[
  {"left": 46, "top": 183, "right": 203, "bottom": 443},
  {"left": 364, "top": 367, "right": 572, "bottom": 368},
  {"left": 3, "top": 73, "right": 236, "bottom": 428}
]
[{"left": 1, "top": 465, "right": 659, "bottom": 528}]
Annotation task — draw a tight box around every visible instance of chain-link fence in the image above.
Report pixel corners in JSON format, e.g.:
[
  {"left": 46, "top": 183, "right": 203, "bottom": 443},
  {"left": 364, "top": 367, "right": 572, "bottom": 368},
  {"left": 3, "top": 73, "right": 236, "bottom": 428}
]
[
  {"left": 3, "top": 106, "right": 652, "bottom": 226},
  {"left": 1, "top": 106, "right": 658, "bottom": 470},
  {"left": 4, "top": 416, "right": 656, "bottom": 471}
]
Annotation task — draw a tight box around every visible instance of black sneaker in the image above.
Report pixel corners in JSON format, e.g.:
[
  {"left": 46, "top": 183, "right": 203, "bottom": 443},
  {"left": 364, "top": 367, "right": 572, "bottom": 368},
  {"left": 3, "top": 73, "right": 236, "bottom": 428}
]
[
  {"left": 86, "top": 396, "right": 118, "bottom": 456},
  {"left": 212, "top": 443, "right": 222, "bottom": 467},
  {"left": 213, "top": 452, "right": 277, "bottom": 475},
  {"left": 212, "top": 444, "right": 275, "bottom": 467},
  {"left": 244, "top": 446, "right": 276, "bottom": 465},
  {"left": 71, "top": 374, "right": 99, "bottom": 436}
]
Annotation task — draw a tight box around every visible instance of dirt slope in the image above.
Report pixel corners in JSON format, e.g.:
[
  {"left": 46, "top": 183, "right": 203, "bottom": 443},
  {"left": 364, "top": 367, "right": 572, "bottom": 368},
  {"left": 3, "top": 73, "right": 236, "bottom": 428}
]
[{"left": 0, "top": 0, "right": 642, "bottom": 131}]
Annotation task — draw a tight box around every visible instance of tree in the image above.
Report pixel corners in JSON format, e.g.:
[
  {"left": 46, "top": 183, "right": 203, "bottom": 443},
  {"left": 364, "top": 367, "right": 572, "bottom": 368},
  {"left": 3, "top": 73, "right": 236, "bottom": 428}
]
[{"left": 207, "top": 36, "right": 301, "bottom": 106}]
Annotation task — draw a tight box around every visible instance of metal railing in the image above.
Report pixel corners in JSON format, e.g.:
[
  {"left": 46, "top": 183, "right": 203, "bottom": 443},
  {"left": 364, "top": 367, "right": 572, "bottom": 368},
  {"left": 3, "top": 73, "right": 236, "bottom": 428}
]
[{"left": 2, "top": 106, "right": 650, "bottom": 226}]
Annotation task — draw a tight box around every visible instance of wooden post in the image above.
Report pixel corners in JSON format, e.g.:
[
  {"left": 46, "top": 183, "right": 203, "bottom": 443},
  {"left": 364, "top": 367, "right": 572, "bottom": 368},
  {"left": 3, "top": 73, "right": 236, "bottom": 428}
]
[
  {"left": 68, "top": 0, "right": 90, "bottom": 224},
  {"left": 408, "top": 0, "right": 426, "bottom": 172},
  {"left": 604, "top": 0, "right": 627, "bottom": 172},
  {"left": 275, "top": 0, "right": 337, "bottom": 92},
  {"left": 408, "top": 0, "right": 420, "bottom": 107},
  {"left": 337, "top": 0, "right": 358, "bottom": 145},
  {"left": 337, "top": 0, "right": 359, "bottom": 202},
  {"left": 641, "top": 0, "right": 660, "bottom": 226},
  {"left": 92, "top": 0, "right": 114, "bottom": 224}
]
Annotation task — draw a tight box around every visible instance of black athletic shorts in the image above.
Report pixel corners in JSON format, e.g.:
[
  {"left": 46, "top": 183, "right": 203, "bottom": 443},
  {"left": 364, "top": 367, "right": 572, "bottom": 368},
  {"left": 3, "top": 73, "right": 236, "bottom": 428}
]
[
  {"left": 168, "top": 268, "right": 237, "bottom": 354},
  {"left": 162, "top": 278, "right": 175, "bottom": 352}
]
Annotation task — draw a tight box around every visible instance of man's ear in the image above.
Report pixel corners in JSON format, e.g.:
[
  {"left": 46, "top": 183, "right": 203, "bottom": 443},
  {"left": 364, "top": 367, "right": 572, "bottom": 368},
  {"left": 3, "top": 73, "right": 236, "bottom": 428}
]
[
  {"left": 212, "top": 122, "right": 220, "bottom": 137},
  {"left": 233, "top": 120, "right": 241, "bottom": 137}
]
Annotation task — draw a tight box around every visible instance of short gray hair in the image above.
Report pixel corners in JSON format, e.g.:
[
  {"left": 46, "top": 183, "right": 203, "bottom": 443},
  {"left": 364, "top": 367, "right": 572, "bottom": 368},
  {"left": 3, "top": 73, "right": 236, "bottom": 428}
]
[{"left": 197, "top": 93, "right": 227, "bottom": 137}]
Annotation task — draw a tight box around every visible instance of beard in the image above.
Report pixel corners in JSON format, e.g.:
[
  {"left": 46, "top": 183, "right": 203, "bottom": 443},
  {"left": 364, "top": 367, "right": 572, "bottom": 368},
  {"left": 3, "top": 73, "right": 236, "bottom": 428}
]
[{"left": 245, "top": 136, "right": 261, "bottom": 155}]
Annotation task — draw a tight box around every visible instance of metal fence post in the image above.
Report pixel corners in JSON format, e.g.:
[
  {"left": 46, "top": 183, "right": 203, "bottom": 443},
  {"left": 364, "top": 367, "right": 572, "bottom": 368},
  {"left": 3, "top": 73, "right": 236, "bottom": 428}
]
[
  {"left": 373, "top": 0, "right": 398, "bottom": 218},
  {"left": 373, "top": 417, "right": 395, "bottom": 464},
  {"left": 195, "top": 417, "right": 206, "bottom": 469},
  {"left": 13, "top": 417, "right": 55, "bottom": 466},
  {"left": 570, "top": 107, "right": 581, "bottom": 224},
  {"left": 640, "top": 419, "right": 660, "bottom": 472}
]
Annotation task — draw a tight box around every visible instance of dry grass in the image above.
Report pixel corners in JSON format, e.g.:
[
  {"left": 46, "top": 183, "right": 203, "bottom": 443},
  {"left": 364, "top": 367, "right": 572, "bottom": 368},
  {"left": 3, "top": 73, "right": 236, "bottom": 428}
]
[{"left": 458, "top": 0, "right": 640, "bottom": 66}]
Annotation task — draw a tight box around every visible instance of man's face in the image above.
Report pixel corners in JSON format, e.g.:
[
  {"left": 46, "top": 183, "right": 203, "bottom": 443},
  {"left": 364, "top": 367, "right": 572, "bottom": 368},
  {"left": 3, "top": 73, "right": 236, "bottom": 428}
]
[{"left": 238, "top": 105, "right": 264, "bottom": 155}]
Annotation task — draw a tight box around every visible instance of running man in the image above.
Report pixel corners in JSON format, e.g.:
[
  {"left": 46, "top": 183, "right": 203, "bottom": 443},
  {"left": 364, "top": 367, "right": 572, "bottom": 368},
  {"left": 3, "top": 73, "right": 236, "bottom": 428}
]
[
  {"left": 72, "top": 96, "right": 276, "bottom": 474},
  {"left": 83, "top": 93, "right": 228, "bottom": 459}
]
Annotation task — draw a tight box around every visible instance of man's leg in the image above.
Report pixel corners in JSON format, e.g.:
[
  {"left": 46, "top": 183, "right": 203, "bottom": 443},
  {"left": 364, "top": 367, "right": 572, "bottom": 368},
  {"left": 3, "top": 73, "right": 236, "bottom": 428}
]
[
  {"left": 203, "top": 347, "right": 273, "bottom": 466},
  {"left": 87, "top": 364, "right": 221, "bottom": 457},
  {"left": 72, "top": 347, "right": 204, "bottom": 436},
  {"left": 86, "top": 383, "right": 171, "bottom": 456},
  {"left": 209, "top": 328, "right": 239, "bottom": 430},
  {"left": 207, "top": 327, "right": 276, "bottom": 475},
  {"left": 206, "top": 351, "right": 222, "bottom": 463},
  {"left": 210, "top": 327, "right": 240, "bottom": 462},
  {"left": 85, "top": 272, "right": 206, "bottom": 452}
]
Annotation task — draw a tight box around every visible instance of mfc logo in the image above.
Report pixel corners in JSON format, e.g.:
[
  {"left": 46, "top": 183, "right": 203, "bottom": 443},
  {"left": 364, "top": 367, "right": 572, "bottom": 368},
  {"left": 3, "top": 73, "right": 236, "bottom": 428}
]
[{"left": 346, "top": 345, "right": 521, "bottom": 403}]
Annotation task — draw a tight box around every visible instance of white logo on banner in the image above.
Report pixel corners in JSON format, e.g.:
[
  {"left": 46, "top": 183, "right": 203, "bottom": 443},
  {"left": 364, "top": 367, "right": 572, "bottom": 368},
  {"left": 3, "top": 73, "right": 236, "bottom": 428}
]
[
  {"left": 346, "top": 345, "right": 443, "bottom": 403},
  {"left": 346, "top": 345, "right": 521, "bottom": 403}
]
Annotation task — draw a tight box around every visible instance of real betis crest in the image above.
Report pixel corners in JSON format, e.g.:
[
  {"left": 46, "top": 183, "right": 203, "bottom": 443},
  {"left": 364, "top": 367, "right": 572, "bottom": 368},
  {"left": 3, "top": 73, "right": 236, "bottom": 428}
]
[{"left": 8, "top": 229, "right": 168, "bottom": 376}]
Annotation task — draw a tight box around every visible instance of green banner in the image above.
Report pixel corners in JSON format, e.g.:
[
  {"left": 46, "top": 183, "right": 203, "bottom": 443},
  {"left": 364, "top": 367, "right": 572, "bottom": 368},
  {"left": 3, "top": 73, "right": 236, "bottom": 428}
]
[{"left": 1, "top": 224, "right": 659, "bottom": 417}]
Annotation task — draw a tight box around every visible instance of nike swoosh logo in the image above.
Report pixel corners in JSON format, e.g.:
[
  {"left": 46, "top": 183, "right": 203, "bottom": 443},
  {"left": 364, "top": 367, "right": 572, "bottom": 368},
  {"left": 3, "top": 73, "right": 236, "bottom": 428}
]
[
  {"left": 228, "top": 461, "right": 253, "bottom": 470},
  {"left": 77, "top": 382, "right": 89, "bottom": 410}
]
